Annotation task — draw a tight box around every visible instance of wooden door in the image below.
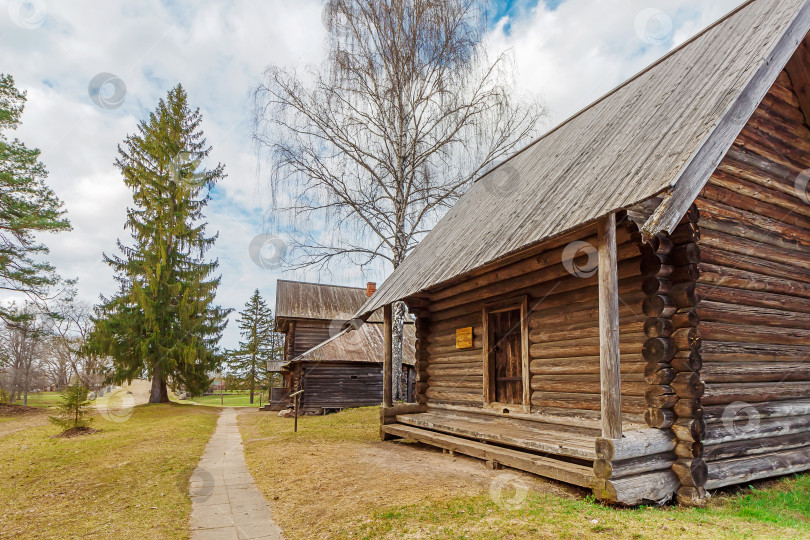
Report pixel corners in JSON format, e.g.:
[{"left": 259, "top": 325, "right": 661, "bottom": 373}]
[{"left": 488, "top": 309, "right": 523, "bottom": 404}]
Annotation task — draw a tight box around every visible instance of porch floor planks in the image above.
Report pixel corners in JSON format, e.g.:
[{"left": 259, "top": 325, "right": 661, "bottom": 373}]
[
  {"left": 383, "top": 424, "right": 597, "bottom": 488},
  {"left": 395, "top": 411, "right": 597, "bottom": 460}
]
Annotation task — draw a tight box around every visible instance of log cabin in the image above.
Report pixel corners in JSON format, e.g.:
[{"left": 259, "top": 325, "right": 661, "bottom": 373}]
[
  {"left": 284, "top": 318, "right": 416, "bottom": 412},
  {"left": 355, "top": 0, "right": 810, "bottom": 506},
  {"left": 273, "top": 280, "right": 415, "bottom": 414}
]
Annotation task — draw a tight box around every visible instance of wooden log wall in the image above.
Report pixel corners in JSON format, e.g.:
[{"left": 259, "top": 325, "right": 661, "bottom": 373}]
[
  {"left": 290, "top": 320, "right": 332, "bottom": 358},
  {"left": 640, "top": 208, "right": 708, "bottom": 506},
  {"left": 285, "top": 321, "right": 296, "bottom": 361},
  {"left": 416, "top": 222, "right": 648, "bottom": 425},
  {"left": 592, "top": 218, "right": 698, "bottom": 505},
  {"left": 694, "top": 70, "right": 810, "bottom": 492},
  {"left": 592, "top": 429, "right": 679, "bottom": 505},
  {"left": 300, "top": 362, "right": 384, "bottom": 412}
]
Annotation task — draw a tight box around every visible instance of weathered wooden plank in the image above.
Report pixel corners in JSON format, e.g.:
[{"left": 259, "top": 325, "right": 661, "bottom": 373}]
[
  {"left": 700, "top": 340, "right": 810, "bottom": 362},
  {"left": 701, "top": 362, "right": 810, "bottom": 383},
  {"left": 426, "top": 402, "right": 646, "bottom": 432},
  {"left": 429, "top": 229, "right": 634, "bottom": 304},
  {"left": 383, "top": 424, "right": 597, "bottom": 488},
  {"left": 530, "top": 357, "right": 646, "bottom": 376},
  {"left": 700, "top": 225, "right": 810, "bottom": 271},
  {"left": 704, "top": 414, "right": 810, "bottom": 445},
  {"left": 594, "top": 470, "right": 680, "bottom": 505},
  {"left": 704, "top": 432, "right": 810, "bottom": 461},
  {"left": 699, "top": 264, "right": 810, "bottom": 300},
  {"left": 530, "top": 335, "right": 646, "bottom": 359},
  {"left": 531, "top": 377, "right": 646, "bottom": 397},
  {"left": 697, "top": 300, "right": 810, "bottom": 330},
  {"left": 702, "top": 382, "right": 810, "bottom": 406},
  {"left": 428, "top": 262, "right": 641, "bottom": 323},
  {"left": 643, "top": 0, "right": 810, "bottom": 237},
  {"left": 593, "top": 452, "right": 676, "bottom": 480},
  {"left": 703, "top": 399, "right": 810, "bottom": 423},
  {"left": 395, "top": 412, "right": 597, "bottom": 459},
  {"left": 595, "top": 429, "right": 677, "bottom": 461},
  {"left": 704, "top": 445, "right": 810, "bottom": 489}
]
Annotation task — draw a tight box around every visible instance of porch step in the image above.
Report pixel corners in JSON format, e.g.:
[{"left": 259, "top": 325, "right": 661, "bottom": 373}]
[
  {"left": 383, "top": 423, "right": 597, "bottom": 488},
  {"left": 396, "top": 412, "right": 597, "bottom": 460}
]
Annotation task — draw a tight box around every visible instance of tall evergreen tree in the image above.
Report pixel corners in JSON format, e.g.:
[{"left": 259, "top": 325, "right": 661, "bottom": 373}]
[
  {"left": 0, "top": 74, "right": 71, "bottom": 322},
  {"left": 90, "top": 85, "right": 229, "bottom": 403},
  {"left": 228, "top": 289, "right": 279, "bottom": 404}
]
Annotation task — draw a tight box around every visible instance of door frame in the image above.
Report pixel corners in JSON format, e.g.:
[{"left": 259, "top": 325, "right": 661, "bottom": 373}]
[{"left": 482, "top": 295, "right": 531, "bottom": 412}]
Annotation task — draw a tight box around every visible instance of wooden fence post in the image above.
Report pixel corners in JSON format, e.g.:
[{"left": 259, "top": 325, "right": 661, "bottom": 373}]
[
  {"left": 598, "top": 212, "right": 623, "bottom": 439},
  {"left": 383, "top": 303, "right": 393, "bottom": 408}
]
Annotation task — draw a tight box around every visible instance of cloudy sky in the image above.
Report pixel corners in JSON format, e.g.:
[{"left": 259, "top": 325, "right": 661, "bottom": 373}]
[{"left": 3, "top": 0, "right": 745, "bottom": 348}]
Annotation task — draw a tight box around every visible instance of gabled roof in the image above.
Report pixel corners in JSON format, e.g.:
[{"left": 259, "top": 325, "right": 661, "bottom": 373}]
[
  {"left": 358, "top": 0, "right": 810, "bottom": 317},
  {"left": 285, "top": 322, "right": 416, "bottom": 366},
  {"left": 275, "top": 280, "right": 381, "bottom": 323}
]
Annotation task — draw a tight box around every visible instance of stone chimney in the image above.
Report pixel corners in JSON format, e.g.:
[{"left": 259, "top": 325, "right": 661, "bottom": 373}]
[{"left": 366, "top": 282, "right": 377, "bottom": 297}]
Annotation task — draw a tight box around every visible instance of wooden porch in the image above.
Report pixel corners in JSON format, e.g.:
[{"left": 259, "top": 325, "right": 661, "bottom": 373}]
[
  {"left": 377, "top": 214, "right": 625, "bottom": 490},
  {"left": 381, "top": 407, "right": 599, "bottom": 488}
]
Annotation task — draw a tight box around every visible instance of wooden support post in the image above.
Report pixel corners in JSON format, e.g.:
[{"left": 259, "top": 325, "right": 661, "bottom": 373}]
[
  {"left": 598, "top": 212, "right": 622, "bottom": 439},
  {"left": 383, "top": 303, "right": 393, "bottom": 408},
  {"left": 290, "top": 389, "right": 304, "bottom": 433}
]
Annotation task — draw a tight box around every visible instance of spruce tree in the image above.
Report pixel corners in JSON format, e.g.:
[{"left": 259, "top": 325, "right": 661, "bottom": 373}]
[
  {"left": 0, "top": 74, "right": 71, "bottom": 322},
  {"left": 49, "top": 382, "right": 92, "bottom": 431},
  {"left": 91, "top": 85, "right": 229, "bottom": 403},
  {"left": 228, "top": 289, "right": 278, "bottom": 404}
]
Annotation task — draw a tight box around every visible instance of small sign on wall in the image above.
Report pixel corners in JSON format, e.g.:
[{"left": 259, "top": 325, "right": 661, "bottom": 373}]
[{"left": 456, "top": 327, "right": 474, "bottom": 349}]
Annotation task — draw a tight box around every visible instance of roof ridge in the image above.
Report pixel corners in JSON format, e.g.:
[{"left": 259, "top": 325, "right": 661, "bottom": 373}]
[{"left": 277, "top": 278, "right": 368, "bottom": 291}]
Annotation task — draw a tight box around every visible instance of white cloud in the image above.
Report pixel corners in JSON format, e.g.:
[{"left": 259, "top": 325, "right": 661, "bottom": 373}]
[
  {"left": 488, "top": 0, "right": 745, "bottom": 126},
  {"left": 0, "top": 0, "right": 747, "bottom": 347}
]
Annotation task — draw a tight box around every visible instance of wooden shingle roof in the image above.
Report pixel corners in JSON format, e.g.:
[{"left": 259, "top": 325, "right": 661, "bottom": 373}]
[
  {"left": 285, "top": 322, "right": 416, "bottom": 366},
  {"left": 275, "top": 280, "right": 381, "bottom": 323},
  {"left": 358, "top": 0, "right": 810, "bottom": 317}
]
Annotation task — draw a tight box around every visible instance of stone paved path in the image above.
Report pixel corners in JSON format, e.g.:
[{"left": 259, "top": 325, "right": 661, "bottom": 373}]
[{"left": 190, "top": 408, "right": 283, "bottom": 539}]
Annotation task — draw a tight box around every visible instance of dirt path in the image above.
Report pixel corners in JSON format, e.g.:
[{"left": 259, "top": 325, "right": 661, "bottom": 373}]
[
  {"left": 189, "top": 408, "right": 283, "bottom": 540},
  {"left": 0, "top": 414, "right": 48, "bottom": 439},
  {"left": 118, "top": 379, "right": 153, "bottom": 405}
]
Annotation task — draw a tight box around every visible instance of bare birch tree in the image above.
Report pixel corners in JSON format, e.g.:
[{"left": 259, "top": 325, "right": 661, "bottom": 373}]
[
  {"left": 45, "top": 288, "right": 107, "bottom": 391},
  {"left": 0, "top": 303, "right": 44, "bottom": 404},
  {"left": 253, "top": 0, "right": 545, "bottom": 399}
]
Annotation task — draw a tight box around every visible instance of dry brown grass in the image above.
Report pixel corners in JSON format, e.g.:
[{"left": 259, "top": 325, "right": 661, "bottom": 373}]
[
  {"left": 0, "top": 407, "right": 49, "bottom": 437},
  {"left": 239, "top": 407, "right": 808, "bottom": 540},
  {"left": 0, "top": 403, "right": 219, "bottom": 539},
  {"left": 238, "top": 407, "right": 567, "bottom": 538}
]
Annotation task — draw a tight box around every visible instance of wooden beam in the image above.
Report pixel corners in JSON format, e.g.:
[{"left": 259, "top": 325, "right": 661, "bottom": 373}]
[
  {"left": 598, "top": 213, "right": 622, "bottom": 439},
  {"left": 596, "top": 429, "right": 677, "bottom": 460},
  {"left": 785, "top": 34, "right": 810, "bottom": 127},
  {"left": 642, "top": 0, "right": 810, "bottom": 237},
  {"left": 383, "top": 303, "right": 393, "bottom": 407},
  {"left": 521, "top": 296, "right": 531, "bottom": 407}
]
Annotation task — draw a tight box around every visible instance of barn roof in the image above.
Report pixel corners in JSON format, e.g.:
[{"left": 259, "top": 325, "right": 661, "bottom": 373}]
[
  {"left": 358, "top": 0, "right": 810, "bottom": 317},
  {"left": 275, "top": 280, "right": 381, "bottom": 323},
  {"left": 285, "top": 322, "right": 416, "bottom": 366}
]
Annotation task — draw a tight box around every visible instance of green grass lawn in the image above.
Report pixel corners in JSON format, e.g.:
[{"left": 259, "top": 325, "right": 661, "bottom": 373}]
[
  {"left": 188, "top": 391, "right": 265, "bottom": 407},
  {"left": 356, "top": 476, "right": 810, "bottom": 539},
  {"left": 0, "top": 403, "right": 219, "bottom": 539},
  {"left": 240, "top": 406, "right": 810, "bottom": 539},
  {"left": 10, "top": 391, "right": 63, "bottom": 408}
]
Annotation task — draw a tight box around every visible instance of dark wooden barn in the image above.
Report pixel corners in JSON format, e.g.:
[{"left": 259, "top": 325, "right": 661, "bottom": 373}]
[
  {"left": 354, "top": 0, "right": 810, "bottom": 506},
  {"left": 272, "top": 280, "right": 415, "bottom": 414},
  {"left": 285, "top": 319, "right": 416, "bottom": 412}
]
